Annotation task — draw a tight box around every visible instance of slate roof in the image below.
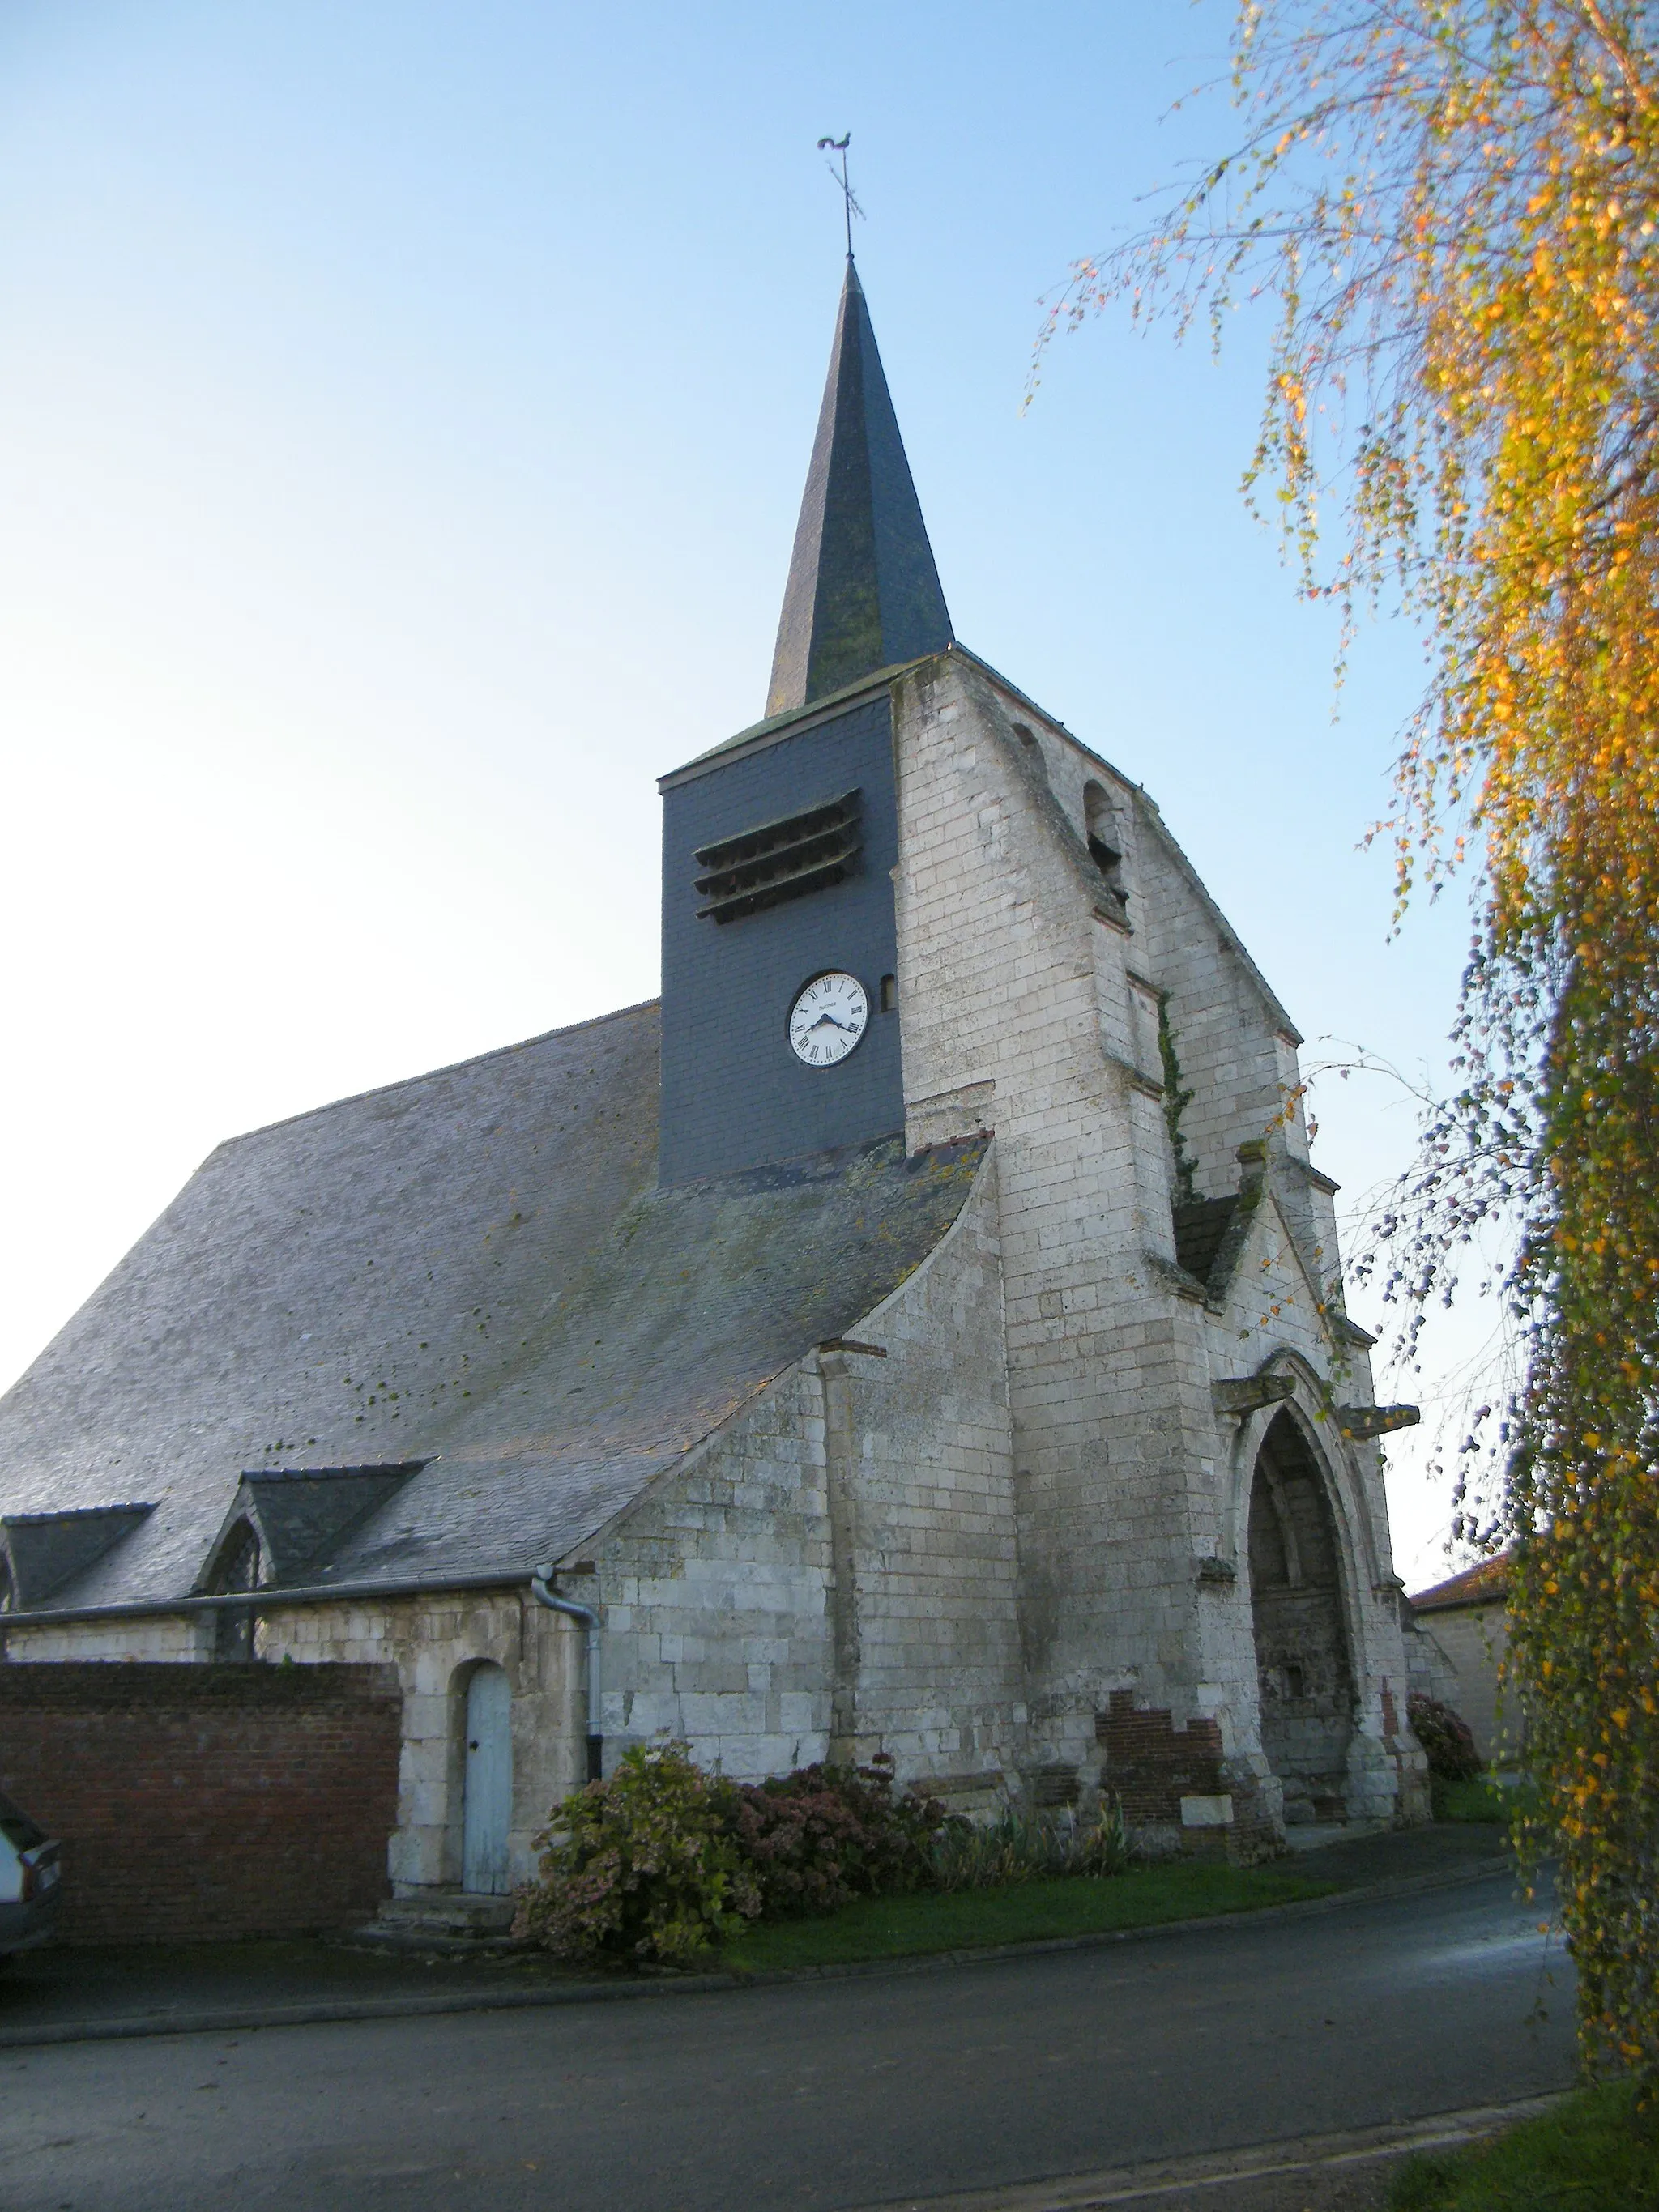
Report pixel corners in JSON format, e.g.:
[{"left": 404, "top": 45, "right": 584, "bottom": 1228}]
[
  {"left": 765, "top": 258, "right": 952, "bottom": 718},
  {"left": 0, "top": 999, "right": 987, "bottom": 1612},
  {"left": 1410, "top": 1553, "right": 1513, "bottom": 1613}
]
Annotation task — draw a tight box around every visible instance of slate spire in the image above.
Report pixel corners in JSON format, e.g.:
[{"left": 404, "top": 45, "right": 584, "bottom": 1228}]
[{"left": 766, "top": 258, "right": 953, "bottom": 718}]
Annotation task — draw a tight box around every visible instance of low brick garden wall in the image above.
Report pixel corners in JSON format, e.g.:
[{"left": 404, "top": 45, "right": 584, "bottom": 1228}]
[{"left": 0, "top": 1661, "right": 402, "bottom": 1943}]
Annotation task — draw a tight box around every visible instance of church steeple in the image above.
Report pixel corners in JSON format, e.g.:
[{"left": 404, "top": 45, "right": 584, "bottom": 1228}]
[{"left": 766, "top": 259, "right": 953, "bottom": 718}]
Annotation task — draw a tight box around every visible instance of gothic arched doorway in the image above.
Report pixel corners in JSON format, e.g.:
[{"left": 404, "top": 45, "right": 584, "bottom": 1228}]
[{"left": 1247, "top": 1411, "right": 1355, "bottom": 1827}]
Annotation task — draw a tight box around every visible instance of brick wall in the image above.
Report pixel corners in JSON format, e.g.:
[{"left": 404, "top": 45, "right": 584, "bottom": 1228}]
[
  {"left": 1095, "top": 1690, "right": 1225, "bottom": 1824},
  {"left": 0, "top": 1662, "right": 402, "bottom": 1942}
]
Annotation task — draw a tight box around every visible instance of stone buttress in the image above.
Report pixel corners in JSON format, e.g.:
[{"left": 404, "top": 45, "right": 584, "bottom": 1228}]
[{"left": 891, "top": 649, "right": 1427, "bottom": 1848}]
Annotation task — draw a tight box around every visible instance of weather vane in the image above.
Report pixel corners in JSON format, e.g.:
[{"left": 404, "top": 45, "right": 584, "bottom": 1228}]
[{"left": 817, "top": 133, "right": 864, "bottom": 258}]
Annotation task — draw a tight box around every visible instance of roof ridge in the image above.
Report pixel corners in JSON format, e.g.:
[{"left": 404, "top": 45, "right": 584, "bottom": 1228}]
[
  {"left": 1410, "top": 1551, "right": 1513, "bottom": 1610},
  {"left": 205, "top": 997, "right": 662, "bottom": 1155}
]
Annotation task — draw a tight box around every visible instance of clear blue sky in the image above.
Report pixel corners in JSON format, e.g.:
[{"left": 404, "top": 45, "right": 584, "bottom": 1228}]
[{"left": 0, "top": 0, "right": 1488, "bottom": 1580}]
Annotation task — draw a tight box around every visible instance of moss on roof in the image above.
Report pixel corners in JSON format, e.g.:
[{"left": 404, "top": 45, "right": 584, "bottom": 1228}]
[{"left": 0, "top": 999, "right": 987, "bottom": 1609}]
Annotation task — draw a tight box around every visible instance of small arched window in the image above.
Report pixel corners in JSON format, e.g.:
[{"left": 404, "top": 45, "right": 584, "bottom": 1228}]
[{"left": 207, "top": 1519, "right": 261, "bottom": 1661}]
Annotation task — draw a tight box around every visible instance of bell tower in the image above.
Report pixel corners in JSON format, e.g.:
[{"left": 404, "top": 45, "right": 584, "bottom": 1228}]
[{"left": 656, "top": 260, "right": 952, "bottom": 1186}]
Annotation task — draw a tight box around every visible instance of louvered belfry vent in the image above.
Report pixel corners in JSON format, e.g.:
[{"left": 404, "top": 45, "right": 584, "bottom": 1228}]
[{"left": 693, "top": 790, "right": 862, "bottom": 924}]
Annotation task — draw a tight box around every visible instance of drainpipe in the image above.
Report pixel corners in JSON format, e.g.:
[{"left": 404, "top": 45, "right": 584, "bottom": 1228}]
[
  {"left": 0, "top": 1563, "right": 538, "bottom": 1636},
  {"left": 530, "top": 1565, "right": 603, "bottom": 1784}
]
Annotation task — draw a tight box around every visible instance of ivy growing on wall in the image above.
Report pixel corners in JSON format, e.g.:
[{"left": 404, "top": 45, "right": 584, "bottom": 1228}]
[{"left": 1157, "top": 991, "right": 1198, "bottom": 1207}]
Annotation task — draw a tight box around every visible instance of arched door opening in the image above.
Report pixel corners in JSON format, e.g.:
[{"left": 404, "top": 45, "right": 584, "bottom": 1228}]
[
  {"left": 1247, "top": 1412, "right": 1356, "bottom": 1826},
  {"left": 461, "top": 1663, "right": 513, "bottom": 1895}
]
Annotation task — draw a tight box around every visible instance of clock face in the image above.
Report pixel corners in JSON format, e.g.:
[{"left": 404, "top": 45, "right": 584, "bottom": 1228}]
[{"left": 788, "top": 971, "right": 868, "bottom": 1068}]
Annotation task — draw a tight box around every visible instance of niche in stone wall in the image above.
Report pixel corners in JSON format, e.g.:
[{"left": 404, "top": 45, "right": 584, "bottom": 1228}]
[
  {"left": 1082, "top": 782, "right": 1128, "bottom": 910},
  {"left": 1012, "top": 722, "right": 1049, "bottom": 781},
  {"left": 1247, "top": 1412, "right": 1356, "bottom": 1825}
]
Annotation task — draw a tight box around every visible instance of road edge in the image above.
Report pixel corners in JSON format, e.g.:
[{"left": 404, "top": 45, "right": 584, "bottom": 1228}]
[
  {"left": 837, "top": 2091, "right": 1572, "bottom": 2210},
  {"left": 0, "top": 1858, "right": 1519, "bottom": 2050}
]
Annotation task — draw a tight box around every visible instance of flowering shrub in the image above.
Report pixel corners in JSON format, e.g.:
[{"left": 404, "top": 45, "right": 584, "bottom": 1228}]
[
  {"left": 518, "top": 1742, "right": 759, "bottom": 1966},
  {"left": 1408, "top": 1692, "right": 1483, "bottom": 1784},
  {"left": 519, "top": 1746, "right": 1135, "bottom": 1967},
  {"left": 728, "top": 1754, "right": 947, "bottom": 1916}
]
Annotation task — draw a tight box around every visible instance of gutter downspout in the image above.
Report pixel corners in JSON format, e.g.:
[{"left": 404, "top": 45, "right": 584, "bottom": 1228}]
[
  {"left": 0, "top": 1564, "right": 535, "bottom": 1637},
  {"left": 531, "top": 1564, "right": 603, "bottom": 1784}
]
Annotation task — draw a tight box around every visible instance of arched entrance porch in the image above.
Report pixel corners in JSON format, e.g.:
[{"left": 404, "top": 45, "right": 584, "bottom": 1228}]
[{"left": 1247, "top": 1410, "right": 1356, "bottom": 1828}]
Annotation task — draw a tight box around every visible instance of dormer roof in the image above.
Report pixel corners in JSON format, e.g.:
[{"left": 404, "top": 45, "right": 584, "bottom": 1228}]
[
  {"left": 194, "top": 1464, "right": 426, "bottom": 1592},
  {"left": 0, "top": 1503, "right": 154, "bottom": 1609}
]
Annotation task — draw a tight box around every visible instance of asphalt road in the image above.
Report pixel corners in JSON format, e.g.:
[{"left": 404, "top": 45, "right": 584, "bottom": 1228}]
[{"left": 3, "top": 1873, "right": 1573, "bottom": 2212}]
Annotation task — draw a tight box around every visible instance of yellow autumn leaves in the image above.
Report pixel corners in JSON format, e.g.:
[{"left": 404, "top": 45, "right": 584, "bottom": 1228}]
[{"left": 1040, "top": 0, "right": 1659, "bottom": 2082}]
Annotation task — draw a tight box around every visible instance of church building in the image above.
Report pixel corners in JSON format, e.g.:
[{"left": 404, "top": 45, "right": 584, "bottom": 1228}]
[{"left": 0, "top": 258, "right": 1429, "bottom": 1906}]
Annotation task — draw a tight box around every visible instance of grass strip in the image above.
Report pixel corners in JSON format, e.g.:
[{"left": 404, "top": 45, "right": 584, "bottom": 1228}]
[
  {"left": 1388, "top": 2081, "right": 1659, "bottom": 2210},
  {"left": 716, "top": 1861, "right": 1341, "bottom": 1974},
  {"left": 1431, "top": 1777, "right": 1508, "bottom": 1824}
]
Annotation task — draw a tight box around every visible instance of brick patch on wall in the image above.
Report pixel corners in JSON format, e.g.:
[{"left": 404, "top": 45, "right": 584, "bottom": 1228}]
[
  {"left": 1095, "top": 1690, "right": 1224, "bottom": 1825},
  {"left": 0, "top": 1662, "right": 402, "bottom": 1943}
]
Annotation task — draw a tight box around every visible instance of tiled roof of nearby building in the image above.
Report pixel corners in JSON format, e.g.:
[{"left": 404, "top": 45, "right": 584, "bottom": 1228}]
[
  {"left": 1410, "top": 1552, "right": 1513, "bottom": 1613},
  {"left": 0, "top": 998, "right": 986, "bottom": 1611}
]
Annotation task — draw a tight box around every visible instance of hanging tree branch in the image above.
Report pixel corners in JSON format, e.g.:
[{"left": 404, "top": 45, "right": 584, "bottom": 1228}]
[{"left": 1035, "top": 1, "right": 1659, "bottom": 2081}]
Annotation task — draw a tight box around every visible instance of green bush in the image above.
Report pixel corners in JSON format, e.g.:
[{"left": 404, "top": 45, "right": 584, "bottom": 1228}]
[
  {"left": 520, "top": 1747, "right": 1138, "bottom": 1969},
  {"left": 518, "top": 1742, "right": 760, "bottom": 1967}
]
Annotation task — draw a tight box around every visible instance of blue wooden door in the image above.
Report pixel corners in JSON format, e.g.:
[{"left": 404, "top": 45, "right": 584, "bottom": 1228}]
[{"left": 463, "top": 1664, "right": 513, "bottom": 1894}]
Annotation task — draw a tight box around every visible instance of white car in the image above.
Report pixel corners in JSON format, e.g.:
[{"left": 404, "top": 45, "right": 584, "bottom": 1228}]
[{"left": 0, "top": 1791, "right": 61, "bottom": 1959}]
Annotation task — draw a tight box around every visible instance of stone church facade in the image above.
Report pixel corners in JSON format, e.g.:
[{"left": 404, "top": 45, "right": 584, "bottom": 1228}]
[{"left": 0, "top": 258, "right": 1428, "bottom": 1902}]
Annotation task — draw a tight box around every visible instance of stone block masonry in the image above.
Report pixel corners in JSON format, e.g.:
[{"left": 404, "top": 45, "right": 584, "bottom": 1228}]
[
  {"left": 0, "top": 1662, "right": 401, "bottom": 1942},
  {"left": 890, "top": 650, "right": 1425, "bottom": 1842},
  {"left": 578, "top": 1144, "right": 1026, "bottom": 1794}
]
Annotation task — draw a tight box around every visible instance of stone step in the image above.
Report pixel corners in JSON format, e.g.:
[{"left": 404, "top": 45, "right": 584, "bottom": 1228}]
[
  {"left": 377, "top": 1890, "right": 518, "bottom": 1932},
  {"left": 1282, "top": 1817, "right": 1393, "bottom": 1853},
  {"left": 348, "top": 1889, "right": 524, "bottom": 1954}
]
